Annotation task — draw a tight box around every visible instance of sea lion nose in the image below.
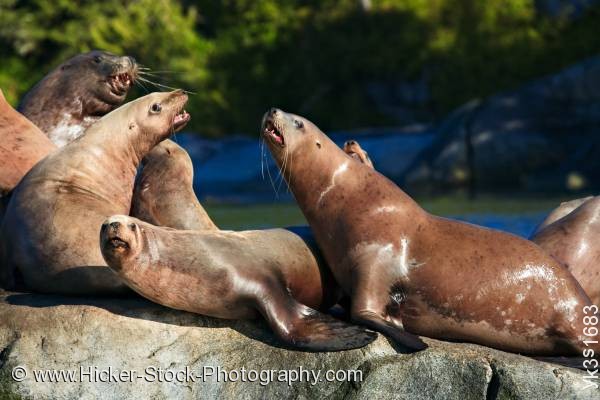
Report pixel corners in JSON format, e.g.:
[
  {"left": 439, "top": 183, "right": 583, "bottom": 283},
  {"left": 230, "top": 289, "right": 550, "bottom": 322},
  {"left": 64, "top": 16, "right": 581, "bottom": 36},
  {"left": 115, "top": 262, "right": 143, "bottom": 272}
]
[
  {"left": 269, "top": 108, "right": 280, "bottom": 117},
  {"left": 346, "top": 140, "right": 356, "bottom": 146},
  {"left": 109, "top": 222, "right": 121, "bottom": 230},
  {"left": 128, "top": 56, "right": 136, "bottom": 67}
]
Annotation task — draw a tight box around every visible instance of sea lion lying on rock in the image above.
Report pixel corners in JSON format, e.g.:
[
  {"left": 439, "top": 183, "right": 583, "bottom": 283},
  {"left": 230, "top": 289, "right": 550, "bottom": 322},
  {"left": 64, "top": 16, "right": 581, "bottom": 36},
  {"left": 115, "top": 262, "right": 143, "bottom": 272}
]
[
  {"left": 100, "top": 214, "right": 376, "bottom": 351},
  {"left": 533, "top": 197, "right": 595, "bottom": 233},
  {"left": 0, "top": 91, "right": 189, "bottom": 295},
  {"left": 264, "top": 108, "right": 597, "bottom": 356},
  {"left": 0, "top": 89, "right": 56, "bottom": 196},
  {"left": 18, "top": 50, "right": 137, "bottom": 147},
  {"left": 531, "top": 196, "right": 600, "bottom": 306}
]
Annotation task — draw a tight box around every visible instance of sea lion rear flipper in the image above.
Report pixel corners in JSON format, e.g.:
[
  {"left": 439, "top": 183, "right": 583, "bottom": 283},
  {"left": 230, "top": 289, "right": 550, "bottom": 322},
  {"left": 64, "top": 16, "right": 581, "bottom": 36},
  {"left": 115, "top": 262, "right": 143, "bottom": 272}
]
[
  {"left": 352, "top": 310, "right": 427, "bottom": 351},
  {"left": 256, "top": 288, "right": 377, "bottom": 352}
]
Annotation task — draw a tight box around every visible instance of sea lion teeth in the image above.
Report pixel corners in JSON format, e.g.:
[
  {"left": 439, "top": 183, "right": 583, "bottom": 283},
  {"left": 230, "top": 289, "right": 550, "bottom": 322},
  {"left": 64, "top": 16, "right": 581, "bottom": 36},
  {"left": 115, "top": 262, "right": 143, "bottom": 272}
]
[{"left": 263, "top": 121, "right": 284, "bottom": 146}]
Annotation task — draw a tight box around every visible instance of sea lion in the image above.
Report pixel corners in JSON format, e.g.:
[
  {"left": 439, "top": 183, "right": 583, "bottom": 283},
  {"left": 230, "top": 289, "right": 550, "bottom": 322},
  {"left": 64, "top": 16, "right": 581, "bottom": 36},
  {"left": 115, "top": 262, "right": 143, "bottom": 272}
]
[
  {"left": 100, "top": 215, "right": 376, "bottom": 351},
  {"left": 18, "top": 50, "right": 137, "bottom": 147},
  {"left": 131, "top": 139, "right": 217, "bottom": 231},
  {"left": 531, "top": 196, "right": 600, "bottom": 306},
  {"left": 263, "top": 108, "right": 597, "bottom": 356},
  {"left": 0, "top": 89, "right": 56, "bottom": 196},
  {"left": 343, "top": 140, "right": 373, "bottom": 168},
  {"left": 532, "top": 196, "right": 594, "bottom": 234},
  {"left": 0, "top": 91, "right": 190, "bottom": 294}
]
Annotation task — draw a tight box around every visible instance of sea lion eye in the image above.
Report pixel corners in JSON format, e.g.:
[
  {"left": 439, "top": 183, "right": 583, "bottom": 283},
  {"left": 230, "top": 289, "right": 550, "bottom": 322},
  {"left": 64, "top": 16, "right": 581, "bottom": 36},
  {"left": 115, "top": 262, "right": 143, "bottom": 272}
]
[
  {"left": 93, "top": 56, "right": 102, "bottom": 64},
  {"left": 150, "top": 103, "right": 162, "bottom": 114},
  {"left": 294, "top": 119, "right": 303, "bottom": 129}
]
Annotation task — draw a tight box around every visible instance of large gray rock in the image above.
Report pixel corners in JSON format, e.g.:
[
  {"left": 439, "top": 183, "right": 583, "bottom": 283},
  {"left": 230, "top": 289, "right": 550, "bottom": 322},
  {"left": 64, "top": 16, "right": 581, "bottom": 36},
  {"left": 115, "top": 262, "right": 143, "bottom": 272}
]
[
  {"left": 402, "top": 56, "right": 600, "bottom": 194},
  {"left": 0, "top": 290, "right": 597, "bottom": 399}
]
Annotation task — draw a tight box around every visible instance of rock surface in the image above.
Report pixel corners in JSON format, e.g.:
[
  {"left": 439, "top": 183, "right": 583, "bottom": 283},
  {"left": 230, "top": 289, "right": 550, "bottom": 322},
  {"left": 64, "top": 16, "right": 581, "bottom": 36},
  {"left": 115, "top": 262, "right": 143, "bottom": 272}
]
[{"left": 0, "top": 290, "right": 597, "bottom": 399}]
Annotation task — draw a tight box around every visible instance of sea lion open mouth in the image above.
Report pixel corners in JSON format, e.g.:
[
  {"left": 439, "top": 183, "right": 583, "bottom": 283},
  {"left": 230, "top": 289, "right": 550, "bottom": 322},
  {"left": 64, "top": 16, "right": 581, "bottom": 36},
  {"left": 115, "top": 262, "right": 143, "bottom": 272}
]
[
  {"left": 108, "top": 236, "right": 130, "bottom": 250},
  {"left": 263, "top": 119, "right": 285, "bottom": 146},
  {"left": 173, "top": 109, "right": 191, "bottom": 132},
  {"left": 108, "top": 72, "right": 134, "bottom": 95}
]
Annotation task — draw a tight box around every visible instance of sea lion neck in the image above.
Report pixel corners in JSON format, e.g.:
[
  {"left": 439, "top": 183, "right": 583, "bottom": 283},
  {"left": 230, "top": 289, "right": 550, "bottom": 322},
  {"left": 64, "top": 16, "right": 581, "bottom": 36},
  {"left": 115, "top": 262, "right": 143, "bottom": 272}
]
[
  {"left": 284, "top": 134, "right": 418, "bottom": 222},
  {"left": 79, "top": 100, "right": 168, "bottom": 169}
]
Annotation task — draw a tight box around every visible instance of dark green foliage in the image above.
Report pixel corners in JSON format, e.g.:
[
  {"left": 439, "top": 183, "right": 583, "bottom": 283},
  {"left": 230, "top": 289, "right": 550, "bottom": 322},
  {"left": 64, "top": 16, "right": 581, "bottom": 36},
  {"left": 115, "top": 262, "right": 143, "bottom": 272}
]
[{"left": 1, "top": 0, "right": 599, "bottom": 136}]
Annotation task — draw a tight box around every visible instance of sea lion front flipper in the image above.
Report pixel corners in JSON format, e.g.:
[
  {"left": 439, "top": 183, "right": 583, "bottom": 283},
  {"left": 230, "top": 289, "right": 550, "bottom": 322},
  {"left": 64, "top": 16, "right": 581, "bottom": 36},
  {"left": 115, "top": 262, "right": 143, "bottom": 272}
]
[{"left": 255, "top": 285, "right": 377, "bottom": 352}]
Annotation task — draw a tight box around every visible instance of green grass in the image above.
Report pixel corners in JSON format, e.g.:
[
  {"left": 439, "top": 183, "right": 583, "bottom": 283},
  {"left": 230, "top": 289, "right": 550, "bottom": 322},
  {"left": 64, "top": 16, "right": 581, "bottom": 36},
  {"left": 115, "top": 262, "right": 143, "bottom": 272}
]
[{"left": 203, "top": 194, "right": 578, "bottom": 230}]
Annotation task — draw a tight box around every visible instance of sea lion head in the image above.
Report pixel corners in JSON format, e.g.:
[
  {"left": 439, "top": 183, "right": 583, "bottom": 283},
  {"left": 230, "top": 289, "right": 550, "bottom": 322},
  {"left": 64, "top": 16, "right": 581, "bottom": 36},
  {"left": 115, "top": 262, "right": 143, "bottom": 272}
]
[
  {"left": 22, "top": 50, "right": 138, "bottom": 116},
  {"left": 343, "top": 140, "right": 374, "bottom": 169},
  {"left": 141, "top": 139, "right": 191, "bottom": 168},
  {"left": 127, "top": 90, "right": 191, "bottom": 141},
  {"left": 100, "top": 215, "right": 144, "bottom": 269},
  {"left": 75, "top": 50, "right": 138, "bottom": 110},
  {"left": 261, "top": 108, "right": 328, "bottom": 165},
  {"left": 118, "top": 90, "right": 190, "bottom": 144}
]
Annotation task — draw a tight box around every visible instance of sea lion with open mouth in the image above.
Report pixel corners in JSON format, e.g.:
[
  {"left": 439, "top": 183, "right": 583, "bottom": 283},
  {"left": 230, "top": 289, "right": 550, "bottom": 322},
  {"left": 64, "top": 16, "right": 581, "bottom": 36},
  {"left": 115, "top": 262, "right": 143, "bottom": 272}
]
[
  {"left": 263, "top": 107, "right": 598, "bottom": 356},
  {"left": 343, "top": 140, "right": 373, "bottom": 169},
  {"left": 0, "top": 91, "right": 190, "bottom": 294},
  {"left": 100, "top": 214, "right": 376, "bottom": 351},
  {"left": 18, "top": 50, "right": 137, "bottom": 147},
  {"left": 531, "top": 196, "right": 600, "bottom": 306}
]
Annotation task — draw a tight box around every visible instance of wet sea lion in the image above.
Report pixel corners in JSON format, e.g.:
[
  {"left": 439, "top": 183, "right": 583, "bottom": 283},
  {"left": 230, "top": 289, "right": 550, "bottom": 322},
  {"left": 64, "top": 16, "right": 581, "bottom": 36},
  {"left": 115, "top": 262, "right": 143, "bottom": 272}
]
[
  {"left": 131, "top": 139, "right": 217, "bottom": 231},
  {"left": 0, "top": 89, "right": 56, "bottom": 196},
  {"left": 0, "top": 91, "right": 190, "bottom": 294},
  {"left": 531, "top": 196, "right": 600, "bottom": 305},
  {"left": 263, "top": 108, "right": 597, "bottom": 356},
  {"left": 100, "top": 215, "right": 376, "bottom": 351},
  {"left": 343, "top": 140, "right": 373, "bottom": 168},
  {"left": 532, "top": 196, "right": 594, "bottom": 234},
  {"left": 18, "top": 50, "right": 137, "bottom": 147}
]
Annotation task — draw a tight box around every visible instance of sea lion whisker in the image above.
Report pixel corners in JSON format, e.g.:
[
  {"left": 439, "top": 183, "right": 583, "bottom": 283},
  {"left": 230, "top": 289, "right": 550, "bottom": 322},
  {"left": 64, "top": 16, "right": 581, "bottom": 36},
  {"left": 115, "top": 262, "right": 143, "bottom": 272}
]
[
  {"left": 134, "top": 80, "right": 150, "bottom": 93},
  {"left": 264, "top": 148, "right": 279, "bottom": 198},
  {"left": 137, "top": 77, "right": 197, "bottom": 95},
  {"left": 260, "top": 138, "right": 266, "bottom": 180},
  {"left": 276, "top": 145, "right": 292, "bottom": 195},
  {"left": 139, "top": 70, "right": 181, "bottom": 76},
  {"left": 275, "top": 147, "right": 287, "bottom": 195},
  {"left": 138, "top": 71, "right": 168, "bottom": 80}
]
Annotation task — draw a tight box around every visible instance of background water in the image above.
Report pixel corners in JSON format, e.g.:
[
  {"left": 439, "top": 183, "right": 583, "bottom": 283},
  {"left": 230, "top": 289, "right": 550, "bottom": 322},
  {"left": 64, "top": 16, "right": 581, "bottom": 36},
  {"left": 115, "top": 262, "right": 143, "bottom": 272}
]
[{"left": 202, "top": 196, "right": 567, "bottom": 238}]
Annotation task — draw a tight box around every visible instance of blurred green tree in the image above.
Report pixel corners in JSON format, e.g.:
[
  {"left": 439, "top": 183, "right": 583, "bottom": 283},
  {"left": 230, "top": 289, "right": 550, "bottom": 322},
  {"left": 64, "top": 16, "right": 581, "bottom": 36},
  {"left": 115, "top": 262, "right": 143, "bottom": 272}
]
[{"left": 1, "top": 0, "right": 598, "bottom": 136}]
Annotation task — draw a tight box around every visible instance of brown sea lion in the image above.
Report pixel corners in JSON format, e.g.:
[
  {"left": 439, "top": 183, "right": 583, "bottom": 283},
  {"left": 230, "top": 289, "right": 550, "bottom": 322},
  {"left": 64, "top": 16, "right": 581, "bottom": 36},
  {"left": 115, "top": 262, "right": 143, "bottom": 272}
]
[
  {"left": 18, "top": 50, "right": 137, "bottom": 147},
  {"left": 343, "top": 140, "right": 373, "bottom": 168},
  {"left": 100, "top": 215, "right": 376, "bottom": 351},
  {"left": 263, "top": 108, "right": 597, "bottom": 356},
  {"left": 0, "top": 91, "right": 190, "bottom": 294},
  {"left": 532, "top": 196, "right": 594, "bottom": 234},
  {"left": 531, "top": 196, "right": 600, "bottom": 306},
  {"left": 130, "top": 139, "right": 217, "bottom": 231},
  {"left": 0, "top": 89, "right": 56, "bottom": 196}
]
